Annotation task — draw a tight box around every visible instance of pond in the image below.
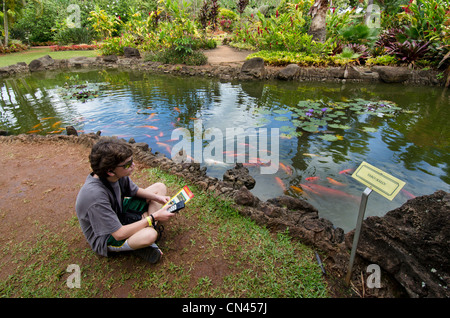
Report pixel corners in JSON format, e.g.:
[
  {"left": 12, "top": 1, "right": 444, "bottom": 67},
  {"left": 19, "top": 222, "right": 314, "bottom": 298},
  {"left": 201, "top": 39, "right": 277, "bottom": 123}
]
[{"left": 1, "top": 69, "right": 448, "bottom": 232}]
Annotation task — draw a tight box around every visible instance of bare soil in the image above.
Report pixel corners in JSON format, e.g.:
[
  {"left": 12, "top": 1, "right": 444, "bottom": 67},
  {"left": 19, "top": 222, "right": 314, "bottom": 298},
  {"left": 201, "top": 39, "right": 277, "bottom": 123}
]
[
  {"left": 0, "top": 138, "right": 239, "bottom": 297},
  {"left": 203, "top": 45, "right": 254, "bottom": 65}
]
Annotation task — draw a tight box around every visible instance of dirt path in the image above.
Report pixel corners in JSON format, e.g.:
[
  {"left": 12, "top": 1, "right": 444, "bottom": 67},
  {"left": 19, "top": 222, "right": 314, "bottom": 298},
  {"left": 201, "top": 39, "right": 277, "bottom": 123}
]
[{"left": 203, "top": 45, "right": 254, "bottom": 64}]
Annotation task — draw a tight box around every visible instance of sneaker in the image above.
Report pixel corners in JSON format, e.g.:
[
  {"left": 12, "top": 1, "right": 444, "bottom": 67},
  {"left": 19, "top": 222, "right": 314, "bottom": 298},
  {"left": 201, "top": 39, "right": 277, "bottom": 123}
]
[{"left": 133, "top": 243, "right": 162, "bottom": 264}]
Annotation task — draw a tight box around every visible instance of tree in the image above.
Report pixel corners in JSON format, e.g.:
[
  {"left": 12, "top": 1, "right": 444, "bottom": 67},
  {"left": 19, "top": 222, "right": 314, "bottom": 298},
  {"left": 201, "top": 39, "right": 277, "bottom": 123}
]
[
  {"left": 2, "top": 0, "right": 25, "bottom": 46},
  {"left": 307, "top": 0, "right": 329, "bottom": 42}
]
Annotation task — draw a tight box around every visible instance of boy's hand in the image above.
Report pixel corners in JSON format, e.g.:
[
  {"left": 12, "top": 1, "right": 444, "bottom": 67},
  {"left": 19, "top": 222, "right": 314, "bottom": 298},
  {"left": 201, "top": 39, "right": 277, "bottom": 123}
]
[
  {"left": 153, "top": 194, "right": 170, "bottom": 205},
  {"left": 153, "top": 204, "right": 176, "bottom": 222}
]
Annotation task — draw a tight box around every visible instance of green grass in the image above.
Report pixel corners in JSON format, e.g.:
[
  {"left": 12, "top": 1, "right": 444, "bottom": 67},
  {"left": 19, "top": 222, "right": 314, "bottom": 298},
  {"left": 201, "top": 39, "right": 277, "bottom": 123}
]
[
  {"left": 0, "top": 48, "right": 100, "bottom": 68},
  {"left": 0, "top": 167, "right": 329, "bottom": 298}
]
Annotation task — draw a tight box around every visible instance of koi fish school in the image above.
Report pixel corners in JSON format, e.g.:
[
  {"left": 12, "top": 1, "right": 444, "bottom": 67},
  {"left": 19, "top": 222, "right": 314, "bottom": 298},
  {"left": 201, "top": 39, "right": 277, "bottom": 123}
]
[{"left": 170, "top": 119, "right": 280, "bottom": 174}]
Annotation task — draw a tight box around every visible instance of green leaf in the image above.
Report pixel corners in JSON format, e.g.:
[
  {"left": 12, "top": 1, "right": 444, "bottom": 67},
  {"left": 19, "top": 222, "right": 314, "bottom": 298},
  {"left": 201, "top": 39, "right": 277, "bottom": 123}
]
[
  {"left": 302, "top": 124, "right": 318, "bottom": 132},
  {"left": 362, "top": 127, "right": 378, "bottom": 132},
  {"left": 274, "top": 116, "right": 289, "bottom": 121},
  {"left": 319, "top": 134, "right": 339, "bottom": 141},
  {"left": 328, "top": 123, "right": 352, "bottom": 130},
  {"left": 273, "top": 109, "right": 290, "bottom": 114}
]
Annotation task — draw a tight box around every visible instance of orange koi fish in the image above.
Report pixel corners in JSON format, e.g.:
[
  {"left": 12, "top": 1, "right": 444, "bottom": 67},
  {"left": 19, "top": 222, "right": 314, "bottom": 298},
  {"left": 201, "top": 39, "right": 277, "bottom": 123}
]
[
  {"left": 401, "top": 189, "right": 416, "bottom": 199},
  {"left": 275, "top": 177, "right": 286, "bottom": 192},
  {"left": 305, "top": 176, "right": 320, "bottom": 181},
  {"left": 144, "top": 134, "right": 152, "bottom": 138},
  {"left": 138, "top": 125, "right": 158, "bottom": 130},
  {"left": 174, "top": 107, "right": 181, "bottom": 113},
  {"left": 300, "top": 183, "right": 359, "bottom": 201},
  {"left": 280, "top": 163, "right": 293, "bottom": 175},
  {"left": 26, "top": 129, "right": 42, "bottom": 134},
  {"left": 159, "top": 131, "right": 164, "bottom": 137},
  {"left": 157, "top": 142, "right": 171, "bottom": 153},
  {"left": 326, "top": 177, "right": 346, "bottom": 186},
  {"left": 51, "top": 121, "right": 62, "bottom": 128},
  {"left": 339, "top": 168, "right": 354, "bottom": 175},
  {"left": 147, "top": 113, "right": 156, "bottom": 120},
  {"left": 39, "top": 117, "right": 55, "bottom": 121},
  {"left": 300, "top": 184, "right": 320, "bottom": 195},
  {"left": 303, "top": 153, "right": 321, "bottom": 157},
  {"left": 32, "top": 123, "right": 42, "bottom": 129},
  {"left": 290, "top": 185, "right": 303, "bottom": 193}
]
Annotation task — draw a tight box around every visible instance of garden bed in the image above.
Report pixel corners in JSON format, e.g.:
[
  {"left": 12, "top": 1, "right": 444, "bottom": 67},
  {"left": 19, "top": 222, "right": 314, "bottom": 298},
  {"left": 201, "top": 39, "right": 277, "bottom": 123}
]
[{"left": 0, "top": 49, "right": 445, "bottom": 87}]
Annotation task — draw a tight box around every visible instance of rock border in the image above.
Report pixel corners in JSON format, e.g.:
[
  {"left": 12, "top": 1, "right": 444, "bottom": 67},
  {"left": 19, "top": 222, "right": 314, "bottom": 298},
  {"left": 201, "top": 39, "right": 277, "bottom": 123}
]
[{"left": 0, "top": 50, "right": 445, "bottom": 86}]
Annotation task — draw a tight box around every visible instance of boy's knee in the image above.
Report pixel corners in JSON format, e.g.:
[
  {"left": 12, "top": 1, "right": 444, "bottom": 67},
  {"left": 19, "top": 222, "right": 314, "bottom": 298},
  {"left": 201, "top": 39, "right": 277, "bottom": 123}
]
[
  {"left": 154, "top": 182, "right": 167, "bottom": 195},
  {"left": 143, "top": 228, "right": 158, "bottom": 246}
]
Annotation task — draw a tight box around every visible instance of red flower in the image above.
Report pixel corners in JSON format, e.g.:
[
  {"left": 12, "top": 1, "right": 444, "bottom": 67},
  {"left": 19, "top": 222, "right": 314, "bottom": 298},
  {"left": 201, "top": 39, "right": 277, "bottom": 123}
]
[{"left": 276, "top": 10, "right": 279, "bottom": 18}]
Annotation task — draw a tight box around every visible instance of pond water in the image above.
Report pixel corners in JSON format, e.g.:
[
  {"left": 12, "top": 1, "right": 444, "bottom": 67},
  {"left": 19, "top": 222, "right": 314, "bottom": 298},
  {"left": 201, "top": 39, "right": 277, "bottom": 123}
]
[{"left": 1, "top": 69, "right": 448, "bottom": 232}]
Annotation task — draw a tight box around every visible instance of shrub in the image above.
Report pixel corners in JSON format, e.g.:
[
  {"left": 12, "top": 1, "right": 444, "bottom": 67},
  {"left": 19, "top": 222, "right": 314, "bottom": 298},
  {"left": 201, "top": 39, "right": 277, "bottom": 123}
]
[
  {"left": 366, "top": 54, "right": 398, "bottom": 66},
  {"left": 0, "top": 42, "right": 29, "bottom": 54},
  {"left": 144, "top": 48, "right": 207, "bottom": 66},
  {"left": 385, "top": 40, "right": 431, "bottom": 66},
  {"left": 99, "top": 33, "right": 136, "bottom": 55},
  {"left": 53, "top": 27, "right": 95, "bottom": 45}
]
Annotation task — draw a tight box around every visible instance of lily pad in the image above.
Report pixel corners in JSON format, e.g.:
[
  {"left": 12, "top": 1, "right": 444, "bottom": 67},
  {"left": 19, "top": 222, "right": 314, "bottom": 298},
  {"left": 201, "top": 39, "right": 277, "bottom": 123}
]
[
  {"left": 362, "top": 127, "right": 378, "bottom": 132},
  {"left": 274, "top": 116, "right": 290, "bottom": 121},
  {"left": 319, "top": 134, "right": 340, "bottom": 141},
  {"left": 328, "top": 124, "right": 352, "bottom": 130},
  {"left": 302, "top": 124, "right": 319, "bottom": 132},
  {"left": 280, "top": 125, "right": 294, "bottom": 132},
  {"left": 273, "top": 109, "right": 290, "bottom": 114}
]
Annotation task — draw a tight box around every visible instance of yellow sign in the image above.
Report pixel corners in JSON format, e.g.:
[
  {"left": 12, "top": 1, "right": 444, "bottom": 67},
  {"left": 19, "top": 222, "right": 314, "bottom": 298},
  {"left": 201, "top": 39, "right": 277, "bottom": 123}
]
[{"left": 352, "top": 161, "right": 405, "bottom": 201}]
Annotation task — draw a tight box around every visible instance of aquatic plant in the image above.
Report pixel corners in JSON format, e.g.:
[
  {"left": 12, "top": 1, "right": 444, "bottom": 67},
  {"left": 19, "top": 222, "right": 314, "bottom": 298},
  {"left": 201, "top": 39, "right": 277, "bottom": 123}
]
[
  {"left": 60, "top": 75, "right": 104, "bottom": 102},
  {"left": 272, "top": 98, "right": 405, "bottom": 141}
]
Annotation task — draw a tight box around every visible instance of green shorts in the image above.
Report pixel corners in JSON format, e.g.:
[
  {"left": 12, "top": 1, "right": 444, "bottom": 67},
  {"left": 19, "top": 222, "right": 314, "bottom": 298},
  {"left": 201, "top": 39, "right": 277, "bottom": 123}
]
[
  {"left": 107, "top": 197, "right": 149, "bottom": 250},
  {"left": 122, "top": 197, "right": 149, "bottom": 214}
]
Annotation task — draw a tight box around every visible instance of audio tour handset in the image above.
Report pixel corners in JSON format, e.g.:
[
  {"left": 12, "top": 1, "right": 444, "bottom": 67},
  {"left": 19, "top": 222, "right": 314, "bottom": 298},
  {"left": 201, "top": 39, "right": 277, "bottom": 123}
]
[{"left": 167, "top": 201, "right": 185, "bottom": 213}]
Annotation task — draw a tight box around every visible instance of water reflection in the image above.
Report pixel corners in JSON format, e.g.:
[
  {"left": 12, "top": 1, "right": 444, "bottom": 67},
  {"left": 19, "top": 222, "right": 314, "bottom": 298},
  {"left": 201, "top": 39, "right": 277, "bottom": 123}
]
[{"left": 1, "top": 70, "right": 448, "bottom": 232}]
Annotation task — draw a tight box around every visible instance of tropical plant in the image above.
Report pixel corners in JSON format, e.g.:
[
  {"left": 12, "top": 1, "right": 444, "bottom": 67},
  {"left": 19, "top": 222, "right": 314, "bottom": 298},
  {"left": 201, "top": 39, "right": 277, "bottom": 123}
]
[
  {"left": 366, "top": 54, "right": 398, "bottom": 66},
  {"left": 397, "top": 0, "right": 448, "bottom": 44},
  {"left": 326, "top": 6, "right": 356, "bottom": 41},
  {"left": 87, "top": 6, "right": 122, "bottom": 39},
  {"left": 53, "top": 27, "right": 94, "bottom": 45},
  {"left": 338, "top": 23, "right": 380, "bottom": 47},
  {"left": 385, "top": 39, "right": 431, "bottom": 66}
]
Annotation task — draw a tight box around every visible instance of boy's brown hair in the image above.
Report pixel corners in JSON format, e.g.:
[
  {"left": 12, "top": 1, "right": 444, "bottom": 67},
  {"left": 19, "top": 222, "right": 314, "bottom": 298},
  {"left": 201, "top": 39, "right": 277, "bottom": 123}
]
[{"left": 89, "top": 137, "right": 133, "bottom": 179}]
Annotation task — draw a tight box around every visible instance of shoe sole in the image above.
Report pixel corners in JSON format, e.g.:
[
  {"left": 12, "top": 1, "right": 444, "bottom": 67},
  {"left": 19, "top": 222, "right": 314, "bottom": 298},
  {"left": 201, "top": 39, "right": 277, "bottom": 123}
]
[{"left": 134, "top": 244, "right": 162, "bottom": 264}]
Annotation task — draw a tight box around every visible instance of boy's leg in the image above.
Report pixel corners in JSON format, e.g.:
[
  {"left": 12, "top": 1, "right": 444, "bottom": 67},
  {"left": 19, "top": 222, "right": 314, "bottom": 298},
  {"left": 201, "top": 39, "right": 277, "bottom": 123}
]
[
  {"left": 108, "top": 228, "right": 162, "bottom": 263},
  {"left": 142, "top": 182, "right": 168, "bottom": 217},
  {"left": 127, "top": 227, "right": 158, "bottom": 250}
]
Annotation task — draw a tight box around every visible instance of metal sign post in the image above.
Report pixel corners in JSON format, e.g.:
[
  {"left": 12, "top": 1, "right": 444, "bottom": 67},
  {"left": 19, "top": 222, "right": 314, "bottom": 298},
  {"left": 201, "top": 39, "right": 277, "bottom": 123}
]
[
  {"left": 345, "top": 161, "right": 406, "bottom": 286},
  {"left": 345, "top": 187, "right": 372, "bottom": 285}
]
